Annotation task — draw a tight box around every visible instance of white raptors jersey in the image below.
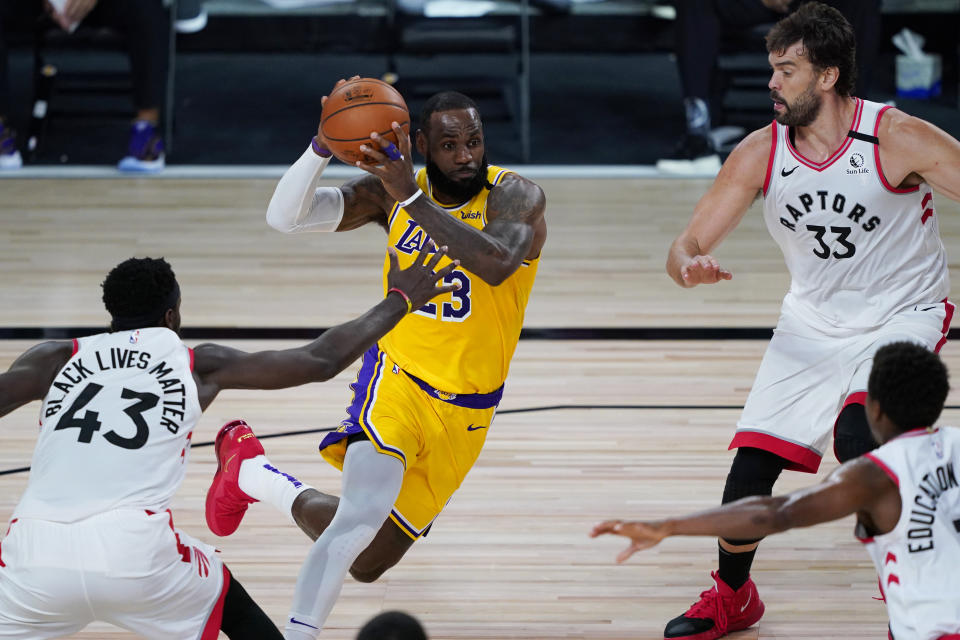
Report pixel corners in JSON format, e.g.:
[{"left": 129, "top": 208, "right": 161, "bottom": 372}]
[
  {"left": 13, "top": 327, "right": 202, "bottom": 522},
  {"left": 762, "top": 99, "right": 949, "bottom": 336},
  {"left": 858, "top": 426, "right": 960, "bottom": 640}
]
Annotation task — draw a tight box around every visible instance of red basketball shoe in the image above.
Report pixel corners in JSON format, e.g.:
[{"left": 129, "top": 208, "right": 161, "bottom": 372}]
[
  {"left": 663, "top": 572, "right": 764, "bottom": 639},
  {"left": 205, "top": 419, "right": 264, "bottom": 536}
]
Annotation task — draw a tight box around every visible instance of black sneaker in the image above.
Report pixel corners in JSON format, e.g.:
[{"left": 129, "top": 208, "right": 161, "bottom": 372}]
[{"left": 656, "top": 133, "right": 721, "bottom": 175}]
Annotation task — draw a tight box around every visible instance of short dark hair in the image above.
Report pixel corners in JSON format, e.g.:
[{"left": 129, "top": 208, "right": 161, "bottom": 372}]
[
  {"left": 356, "top": 611, "right": 427, "bottom": 640},
  {"left": 419, "top": 91, "right": 480, "bottom": 132},
  {"left": 868, "top": 342, "right": 949, "bottom": 431},
  {"left": 101, "top": 257, "right": 179, "bottom": 331},
  {"left": 765, "top": 1, "right": 857, "bottom": 97}
]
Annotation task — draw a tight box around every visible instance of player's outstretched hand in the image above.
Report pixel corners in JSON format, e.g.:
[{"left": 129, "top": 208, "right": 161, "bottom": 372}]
[
  {"left": 316, "top": 76, "right": 361, "bottom": 150},
  {"left": 387, "top": 245, "right": 461, "bottom": 312},
  {"left": 356, "top": 122, "right": 418, "bottom": 204},
  {"left": 590, "top": 519, "right": 669, "bottom": 563},
  {"left": 679, "top": 255, "right": 732, "bottom": 287}
]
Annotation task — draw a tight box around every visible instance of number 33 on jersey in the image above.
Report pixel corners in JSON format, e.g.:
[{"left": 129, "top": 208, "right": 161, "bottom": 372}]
[
  {"left": 762, "top": 99, "right": 949, "bottom": 333},
  {"left": 378, "top": 165, "right": 540, "bottom": 395}
]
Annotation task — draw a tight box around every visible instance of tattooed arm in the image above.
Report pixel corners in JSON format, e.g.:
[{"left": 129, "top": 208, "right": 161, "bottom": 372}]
[
  {"left": 400, "top": 173, "right": 547, "bottom": 285},
  {"left": 334, "top": 174, "right": 392, "bottom": 232}
]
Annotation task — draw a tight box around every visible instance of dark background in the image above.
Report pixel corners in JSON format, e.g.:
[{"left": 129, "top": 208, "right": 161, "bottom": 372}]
[{"left": 4, "top": 1, "right": 960, "bottom": 167}]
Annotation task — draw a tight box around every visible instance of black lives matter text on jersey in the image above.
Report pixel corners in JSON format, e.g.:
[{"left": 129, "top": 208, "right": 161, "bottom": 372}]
[
  {"left": 45, "top": 347, "right": 189, "bottom": 438},
  {"left": 907, "top": 461, "right": 959, "bottom": 553}
]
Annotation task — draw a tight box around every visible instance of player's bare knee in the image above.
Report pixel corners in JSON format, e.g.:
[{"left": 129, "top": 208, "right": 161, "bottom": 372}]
[
  {"left": 349, "top": 535, "right": 408, "bottom": 583},
  {"left": 349, "top": 560, "right": 389, "bottom": 583},
  {"left": 292, "top": 489, "right": 336, "bottom": 541}
]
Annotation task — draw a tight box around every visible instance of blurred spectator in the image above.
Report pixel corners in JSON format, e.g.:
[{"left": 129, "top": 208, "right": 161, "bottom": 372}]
[
  {"left": 175, "top": 0, "right": 206, "bottom": 34},
  {"left": 356, "top": 611, "right": 428, "bottom": 640},
  {"left": 657, "top": 0, "right": 881, "bottom": 174},
  {"left": 0, "top": 0, "right": 169, "bottom": 172}
]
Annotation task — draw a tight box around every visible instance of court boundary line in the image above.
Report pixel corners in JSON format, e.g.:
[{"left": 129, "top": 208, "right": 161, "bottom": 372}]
[
  {"left": 4, "top": 402, "right": 960, "bottom": 477},
  {"left": 0, "top": 404, "right": 747, "bottom": 477}
]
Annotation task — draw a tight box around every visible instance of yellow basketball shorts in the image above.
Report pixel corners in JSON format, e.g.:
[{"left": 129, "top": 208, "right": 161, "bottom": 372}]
[{"left": 319, "top": 344, "right": 502, "bottom": 539}]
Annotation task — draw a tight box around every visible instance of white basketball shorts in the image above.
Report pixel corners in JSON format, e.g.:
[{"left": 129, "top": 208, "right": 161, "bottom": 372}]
[
  {"left": 0, "top": 509, "right": 227, "bottom": 640},
  {"left": 732, "top": 300, "right": 953, "bottom": 473}
]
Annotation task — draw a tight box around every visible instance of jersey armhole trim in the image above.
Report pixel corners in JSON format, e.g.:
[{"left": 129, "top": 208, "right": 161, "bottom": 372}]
[
  {"left": 188, "top": 347, "right": 195, "bottom": 372},
  {"left": 863, "top": 452, "right": 899, "bottom": 487},
  {"left": 386, "top": 201, "right": 402, "bottom": 228},
  {"left": 873, "top": 105, "right": 920, "bottom": 194},
  {"left": 762, "top": 120, "right": 777, "bottom": 196},
  {"left": 71, "top": 338, "right": 79, "bottom": 357}
]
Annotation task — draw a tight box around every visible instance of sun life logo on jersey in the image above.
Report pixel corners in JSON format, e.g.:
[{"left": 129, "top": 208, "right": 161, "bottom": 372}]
[{"left": 846, "top": 152, "right": 869, "bottom": 175}]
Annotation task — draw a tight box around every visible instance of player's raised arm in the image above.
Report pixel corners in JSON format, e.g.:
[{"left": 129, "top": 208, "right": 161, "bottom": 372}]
[
  {"left": 0, "top": 341, "right": 73, "bottom": 417},
  {"left": 590, "top": 456, "right": 896, "bottom": 564},
  {"left": 666, "top": 127, "right": 771, "bottom": 288},
  {"left": 265, "top": 78, "right": 393, "bottom": 235},
  {"left": 190, "top": 247, "right": 460, "bottom": 407}
]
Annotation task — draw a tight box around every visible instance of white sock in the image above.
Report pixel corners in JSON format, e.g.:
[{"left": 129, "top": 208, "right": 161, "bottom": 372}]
[
  {"left": 238, "top": 455, "right": 311, "bottom": 523},
  {"left": 284, "top": 621, "right": 320, "bottom": 640}
]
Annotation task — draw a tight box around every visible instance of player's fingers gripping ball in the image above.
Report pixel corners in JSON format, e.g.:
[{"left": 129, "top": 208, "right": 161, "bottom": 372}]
[{"left": 320, "top": 77, "right": 410, "bottom": 165}]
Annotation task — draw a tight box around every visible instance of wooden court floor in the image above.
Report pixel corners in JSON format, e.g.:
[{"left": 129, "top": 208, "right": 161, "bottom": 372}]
[{"left": 2, "top": 176, "right": 960, "bottom": 639}]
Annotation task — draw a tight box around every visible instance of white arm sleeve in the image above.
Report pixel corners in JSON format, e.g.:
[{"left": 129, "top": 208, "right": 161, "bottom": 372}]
[{"left": 266, "top": 145, "right": 344, "bottom": 233}]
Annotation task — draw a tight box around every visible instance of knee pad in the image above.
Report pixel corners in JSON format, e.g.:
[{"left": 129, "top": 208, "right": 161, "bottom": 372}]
[
  {"left": 722, "top": 447, "right": 786, "bottom": 504},
  {"left": 834, "top": 401, "right": 878, "bottom": 462},
  {"left": 721, "top": 447, "right": 786, "bottom": 545}
]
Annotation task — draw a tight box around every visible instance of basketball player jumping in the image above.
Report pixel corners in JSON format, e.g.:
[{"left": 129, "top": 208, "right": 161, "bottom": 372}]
[
  {"left": 660, "top": 3, "right": 960, "bottom": 638},
  {"left": 593, "top": 341, "right": 960, "bottom": 640},
  {"left": 0, "top": 252, "right": 458, "bottom": 639},
  {"left": 203, "top": 89, "right": 547, "bottom": 639}
]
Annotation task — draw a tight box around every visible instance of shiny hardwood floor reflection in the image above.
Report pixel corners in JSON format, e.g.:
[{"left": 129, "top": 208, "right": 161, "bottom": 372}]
[
  {"left": 3, "top": 175, "right": 960, "bottom": 638},
  {"left": 3, "top": 177, "right": 959, "bottom": 330}
]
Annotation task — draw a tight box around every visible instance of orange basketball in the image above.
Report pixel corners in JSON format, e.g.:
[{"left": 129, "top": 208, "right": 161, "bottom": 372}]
[{"left": 320, "top": 78, "right": 410, "bottom": 165}]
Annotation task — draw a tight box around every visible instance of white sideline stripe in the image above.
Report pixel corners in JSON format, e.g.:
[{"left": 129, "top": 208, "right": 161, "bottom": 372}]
[{"left": 0, "top": 164, "right": 720, "bottom": 180}]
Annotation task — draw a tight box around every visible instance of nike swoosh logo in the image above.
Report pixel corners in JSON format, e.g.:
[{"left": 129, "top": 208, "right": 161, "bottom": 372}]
[
  {"left": 921, "top": 305, "right": 936, "bottom": 311},
  {"left": 290, "top": 618, "right": 319, "bottom": 630},
  {"left": 223, "top": 453, "right": 237, "bottom": 473},
  {"left": 781, "top": 165, "right": 799, "bottom": 177},
  {"left": 466, "top": 424, "right": 488, "bottom": 431},
  {"left": 740, "top": 591, "right": 753, "bottom": 613}
]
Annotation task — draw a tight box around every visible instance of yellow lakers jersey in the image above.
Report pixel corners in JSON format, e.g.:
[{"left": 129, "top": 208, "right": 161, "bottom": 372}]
[{"left": 379, "top": 165, "right": 539, "bottom": 394}]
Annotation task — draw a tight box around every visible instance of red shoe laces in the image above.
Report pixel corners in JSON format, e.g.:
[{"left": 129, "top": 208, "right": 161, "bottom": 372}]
[{"left": 683, "top": 579, "right": 729, "bottom": 632}]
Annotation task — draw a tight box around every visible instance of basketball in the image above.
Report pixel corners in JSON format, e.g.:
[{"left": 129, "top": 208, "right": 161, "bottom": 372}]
[{"left": 320, "top": 78, "right": 410, "bottom": 165}]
